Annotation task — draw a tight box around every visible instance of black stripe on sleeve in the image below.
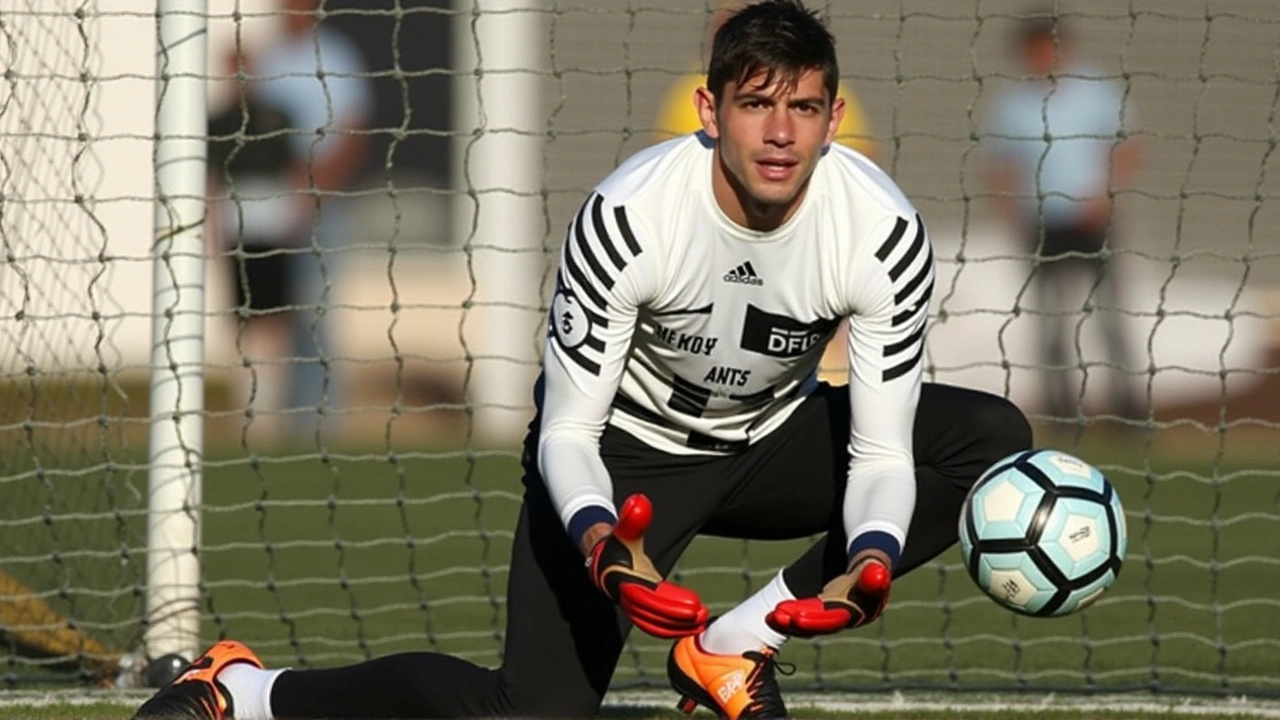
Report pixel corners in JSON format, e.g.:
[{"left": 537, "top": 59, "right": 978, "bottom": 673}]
[
  {"left": 590, "top": 194, "right": 628, "bottom": 271},
  {"left": 892, "top": 278, "right": 933, "bottom": 327},
  {"left": 874, "top": 217, "right": 909, "bottom": 262},
  {"left": 573, "top": 205, "right": 614, "bottom": 291},
  {"left": 582, "top": 305, "right": 608, "bottom": 330},
  {"left": 554, "top": 271, "right": 609, "bottom": 330},
  {"left": 883, "top": 322, "right": 926, "bottom": 358},
  {"left": 882, "top": 343, "right": 924, "bottom": 382},
  {"left": 613, "top": 205, "right": 643, "bottom": 256},
  {"left": 563, "top": 244, "right": 608, "bottom": 311},
  {"left": 894, "top": 245, "right": 934, "bottom": 306},
  {"left": 562, "top": 345, "right": 601, "bottom": 376},
  {"left": 888, "top": 218, "right": 926, "bottom": 281}
]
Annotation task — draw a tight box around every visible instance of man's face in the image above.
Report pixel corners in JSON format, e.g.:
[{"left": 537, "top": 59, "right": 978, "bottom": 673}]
[{"left": 697, "top": 67, "right": 843, "bottom": 228}]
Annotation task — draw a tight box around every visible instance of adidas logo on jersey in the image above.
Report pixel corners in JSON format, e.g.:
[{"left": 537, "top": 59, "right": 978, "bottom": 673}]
[{"left": 723, "top": 261, "right": 763, "bottom": 286}]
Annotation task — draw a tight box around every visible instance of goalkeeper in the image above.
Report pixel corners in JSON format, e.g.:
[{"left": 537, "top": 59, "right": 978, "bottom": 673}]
[{"left": 134, "top": 1, "right": 1030, "bottom": 719}]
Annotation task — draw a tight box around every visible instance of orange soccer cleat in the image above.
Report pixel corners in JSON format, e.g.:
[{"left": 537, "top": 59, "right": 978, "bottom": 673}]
[
  {"left": 132, "top": 640, "right": 263, "bottom": 720},
  {"left": 667, "top": 635, "right": 793, "bottom": 719}
]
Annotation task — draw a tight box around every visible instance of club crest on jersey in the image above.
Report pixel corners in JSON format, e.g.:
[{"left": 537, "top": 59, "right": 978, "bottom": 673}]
[
  {"left": 551, "top": 288, "right": 591, "bottom": 349},
  {"left": 723, "top": 260, "right": 763, "bottom": 286},
  {"left": 740, "top": 305, "right": 839, "bottom": 358}
]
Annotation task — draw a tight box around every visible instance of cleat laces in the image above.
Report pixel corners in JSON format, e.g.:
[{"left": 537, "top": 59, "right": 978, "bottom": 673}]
[
  {"left": 133, "top": 679, "right": 225, "bottom": 720},
  {"left": 738, "top": 650, "right": 795, "bottom": 719}
]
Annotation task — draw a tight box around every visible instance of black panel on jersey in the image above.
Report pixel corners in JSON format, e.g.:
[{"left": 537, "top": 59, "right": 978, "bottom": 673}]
[
  {"left": 740, "top": 305, "right": 840, "bottom": 358},
  {"left": 668, "top": 374, "right": 713, "bottom": 417}
]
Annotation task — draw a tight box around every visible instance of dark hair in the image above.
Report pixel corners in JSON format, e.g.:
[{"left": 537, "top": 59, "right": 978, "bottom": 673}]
[{"left": 706, "top": 0, "right": 839, "bottom": 106}]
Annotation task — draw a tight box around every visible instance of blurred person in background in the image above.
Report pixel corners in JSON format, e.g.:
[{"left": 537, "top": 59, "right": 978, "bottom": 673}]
[
  {"left": 207, "top": 45, "right": 304, "bottom": 442},
  {"left": 653, "top": 1, "right": 882, "bottom": 387},
  {"left": 984, "top": 7, "right": 1143, "bottom": 426},
  {"left": 242, "top": 0, "right": 372, "bottom": 441}
]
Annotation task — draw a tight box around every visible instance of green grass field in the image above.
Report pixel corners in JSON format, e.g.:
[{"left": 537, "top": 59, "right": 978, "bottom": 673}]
[
  {"left": 189, "top": 424, "right": 1280, "bottom": 698},
  {"left": 3, "top": 413, "right": 1279, "bottom": 715}
]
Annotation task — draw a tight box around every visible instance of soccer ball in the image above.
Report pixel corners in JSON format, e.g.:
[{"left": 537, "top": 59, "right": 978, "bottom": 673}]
[{"left": 959, "top": 449, "right": 1127, "bottom": 617}]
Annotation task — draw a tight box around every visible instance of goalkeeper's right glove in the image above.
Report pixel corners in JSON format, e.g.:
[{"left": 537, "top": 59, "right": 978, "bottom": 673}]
[{"left": 586, "top": 493, "right": 710, "bottom": 639}]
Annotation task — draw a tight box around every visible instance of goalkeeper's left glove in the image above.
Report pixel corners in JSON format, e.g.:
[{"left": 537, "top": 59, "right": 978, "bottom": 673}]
[
  {"left": 586, "top": 493, "right": 710, "bottom": 639},
  {"left": 765, "top": 557, "right": 891, "bottom": 638}
]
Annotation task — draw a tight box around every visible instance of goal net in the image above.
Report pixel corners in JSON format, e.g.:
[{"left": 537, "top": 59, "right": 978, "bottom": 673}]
[
  {"left": 2, "top": 0, "right": 1278, "bottom": 699},
  {"left": 0, "top": 0, "right": 140, "bottom": 683}
]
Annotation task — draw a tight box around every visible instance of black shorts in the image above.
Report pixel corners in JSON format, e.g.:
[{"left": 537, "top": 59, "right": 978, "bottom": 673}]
[{"left": 227, "top": 245, "right": 292, "bottom": 314}]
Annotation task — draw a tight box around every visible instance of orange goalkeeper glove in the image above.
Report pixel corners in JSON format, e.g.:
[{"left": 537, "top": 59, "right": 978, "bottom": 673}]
[
  {"left": 766, "top": 558, "right": 891, "bottom": 637},
  {"left": 586, "top": 493, "right": 710, "bottom": 639}
]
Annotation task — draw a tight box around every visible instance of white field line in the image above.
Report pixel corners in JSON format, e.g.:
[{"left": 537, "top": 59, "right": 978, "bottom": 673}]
[
  {"left": 6, "top": 689, "right": 1280, "bottom": 717},
  {"left": 606, "top": 690, "right": 1280, "bottom": 718}
]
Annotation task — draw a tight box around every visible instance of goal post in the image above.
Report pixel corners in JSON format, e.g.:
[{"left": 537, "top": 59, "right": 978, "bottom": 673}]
[
  {"left": 452, "top": 0, "right": 546, "bottom": 445},
  {"left": 144, "top": 0, "right": 209, "bottom": 665}
]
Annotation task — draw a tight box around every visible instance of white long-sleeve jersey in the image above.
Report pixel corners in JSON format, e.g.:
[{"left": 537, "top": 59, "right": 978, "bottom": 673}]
[{"left": 538, "top": 133, "right": 934, "bottom": 561}]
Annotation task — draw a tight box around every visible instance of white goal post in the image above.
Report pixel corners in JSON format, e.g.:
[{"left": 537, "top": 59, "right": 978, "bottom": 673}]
[{"left": 146, "top": 0, "right": 210, "bottom": 665}]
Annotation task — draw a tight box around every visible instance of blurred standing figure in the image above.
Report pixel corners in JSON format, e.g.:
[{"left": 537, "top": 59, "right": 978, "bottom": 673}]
[
  {"left": 985, "top": 8, "right": 1142, "bottom": 424},
  {"left": 207, "top": 45, "right": 304, "bottom": 443},
  {"left": 250, "top": 0, "right": 373, "bottom": 439}
]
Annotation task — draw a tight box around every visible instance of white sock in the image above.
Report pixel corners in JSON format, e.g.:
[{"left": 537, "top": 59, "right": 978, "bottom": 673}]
[
  {"left": 699, "top": 569, "right": 794, "bottom": 655},
  {"left": 218, "top": 664, "right": 287, "bottom": 720}
]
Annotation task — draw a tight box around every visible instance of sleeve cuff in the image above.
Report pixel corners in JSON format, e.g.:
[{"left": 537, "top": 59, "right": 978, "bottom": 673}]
[
  {"left": 847, "top": 530, "right": 902, "bottom": 570},
  {"left": 568, "top": 505, "right": 618, "bottom": 544}
]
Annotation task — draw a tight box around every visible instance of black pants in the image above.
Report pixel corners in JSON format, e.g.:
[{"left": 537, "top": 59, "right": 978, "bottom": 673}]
[
  {"left": 272, "top": 382, "right": 1031, "bottom": 718},
  {"left": 1028, "top": 222, "right": 1140, "bottom": 421},
  {"left": 227, "top": 243, "right": 294, "bottom": 314}
]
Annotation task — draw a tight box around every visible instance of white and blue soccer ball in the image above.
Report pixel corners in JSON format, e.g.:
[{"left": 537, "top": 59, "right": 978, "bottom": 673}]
[{"left": 959, "top": 449, "right": 1127, "bottom": 617}]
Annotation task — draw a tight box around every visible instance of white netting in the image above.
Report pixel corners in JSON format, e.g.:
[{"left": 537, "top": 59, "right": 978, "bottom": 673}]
[
  {"left": 1, "top": 0, "right": 1278, "bottom": 697},
  {"left": 0, "top": 0, "right": 144, "bottom": 683}
]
